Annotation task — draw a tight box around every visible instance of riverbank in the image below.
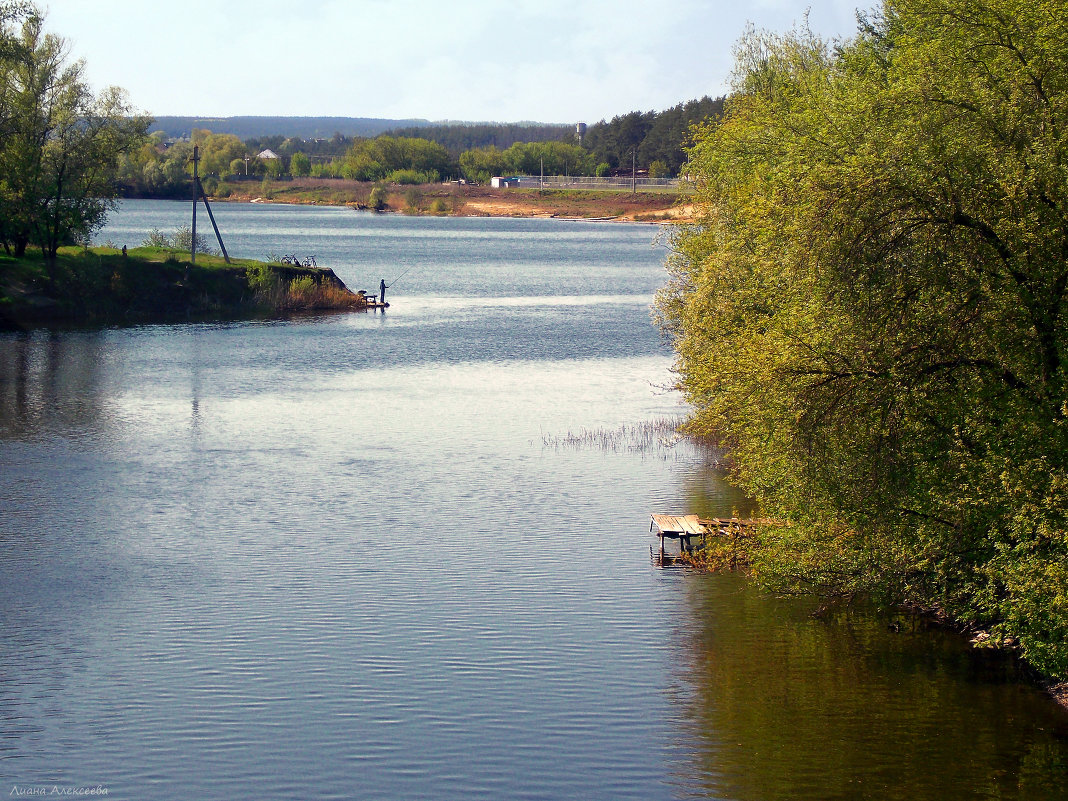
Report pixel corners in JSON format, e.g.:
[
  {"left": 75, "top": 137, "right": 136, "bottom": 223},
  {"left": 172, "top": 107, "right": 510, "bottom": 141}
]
[
  {"left": 204, "top": 178, "right": 694, "bottom": 223},
  {"left": 0, "top": 246, "right": 366, "bottom": 329}
]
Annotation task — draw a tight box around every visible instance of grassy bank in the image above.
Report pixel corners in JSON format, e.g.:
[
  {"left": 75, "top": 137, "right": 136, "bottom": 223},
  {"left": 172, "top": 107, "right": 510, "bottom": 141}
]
[
  {"left": 208, "top": 178, "right": 693, "bottom": 223},
  {"left": 0, "top": 246, "right": 365, "bottom": 329}
]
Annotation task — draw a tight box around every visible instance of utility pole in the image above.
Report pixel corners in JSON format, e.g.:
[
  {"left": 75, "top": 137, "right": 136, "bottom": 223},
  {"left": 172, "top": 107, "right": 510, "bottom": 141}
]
[
  {"left": 191, "top": 145, "right": 199, "bottom": 264},
  {"left": 189, "top": 144, "right": 231, "bottom": 267},
  {"left": 632, "top": 149, "right": 636, "bottom": 195}
]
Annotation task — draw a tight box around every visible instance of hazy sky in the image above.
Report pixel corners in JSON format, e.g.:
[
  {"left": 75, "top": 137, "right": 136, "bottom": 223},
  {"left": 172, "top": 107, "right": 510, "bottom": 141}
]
[{"left": 40, "top": 0, "right": 864, "bottom": 123}]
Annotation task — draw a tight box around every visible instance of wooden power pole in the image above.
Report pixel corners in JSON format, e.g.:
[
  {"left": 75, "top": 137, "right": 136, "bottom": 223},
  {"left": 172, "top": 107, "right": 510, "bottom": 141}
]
[
  {"left": 191, "top": 146, "right": 199, "bottom": 264},
  {"left": 189, "top": 144, "right": 230, "bottom": 265}
]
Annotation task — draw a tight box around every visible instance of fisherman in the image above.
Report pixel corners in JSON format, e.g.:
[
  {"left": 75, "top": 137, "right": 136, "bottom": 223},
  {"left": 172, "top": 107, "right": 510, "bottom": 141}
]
[{"left": 380, "top": 278, "right": 386, "bottom": 306}]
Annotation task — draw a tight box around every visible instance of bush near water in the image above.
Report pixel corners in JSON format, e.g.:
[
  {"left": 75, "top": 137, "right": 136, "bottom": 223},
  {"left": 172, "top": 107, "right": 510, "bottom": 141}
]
[{"left": 657, "top": 0, "right": 1068, "bottom": 680}]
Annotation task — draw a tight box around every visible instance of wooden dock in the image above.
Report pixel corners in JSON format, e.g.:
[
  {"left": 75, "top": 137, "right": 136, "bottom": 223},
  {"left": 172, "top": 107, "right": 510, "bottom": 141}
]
[{"left": 649, "top": 513, "right": 769, "bottom": 564}]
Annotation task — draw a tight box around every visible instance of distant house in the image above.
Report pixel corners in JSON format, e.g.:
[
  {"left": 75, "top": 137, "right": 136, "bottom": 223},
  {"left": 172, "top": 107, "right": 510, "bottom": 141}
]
[{"left": 257, "top": 149, "right": 280, "bottom": 160}]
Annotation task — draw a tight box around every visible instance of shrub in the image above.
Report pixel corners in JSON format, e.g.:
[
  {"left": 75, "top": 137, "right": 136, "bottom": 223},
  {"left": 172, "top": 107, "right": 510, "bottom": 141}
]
[
  {"left": 404, "top": 187, "right": 424, "bottom": 212},
  {"left": 388, "top": 168, "right": 435, "bottom": 185},
  {"left": 172, "top": 225, "right": 219, "bottom": 257},
  {"left": 142, "top": 228, "right": 171, "bottom": 248},
  {"left": 367, "top": 186, "right": 388, "bottom": 211}
]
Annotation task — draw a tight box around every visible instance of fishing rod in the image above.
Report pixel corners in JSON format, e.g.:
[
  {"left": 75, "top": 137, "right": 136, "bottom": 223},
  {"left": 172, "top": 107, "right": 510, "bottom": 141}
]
[{"left": 386, "top": 265, "right": 413, "bottom": 288}]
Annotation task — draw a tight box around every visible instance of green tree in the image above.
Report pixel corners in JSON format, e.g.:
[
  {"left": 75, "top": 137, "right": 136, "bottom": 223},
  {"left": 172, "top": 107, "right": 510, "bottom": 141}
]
[
  {"left": 501, "top": 141, "right": 594, "bottom": 176},
  {"left": 265, "top": 155, "right": 285, "bottom": 178},
  {"left": 657, "top": 0, "right": 1068, "bottom": 677},
  {"left": 459, "top": 145, "right": 507, "bottom": 183},
  {"left": 0, "top": 10, "right": 149, "bottom": 266},
  {"left": 290, "top": 151, "right": 310, "bottom": 177},
  {"left": 343, "top": 135, "right": 450, "bottom": 182},
  {"left": 192, "top": 129, "right": 245, "bottom": 177}
]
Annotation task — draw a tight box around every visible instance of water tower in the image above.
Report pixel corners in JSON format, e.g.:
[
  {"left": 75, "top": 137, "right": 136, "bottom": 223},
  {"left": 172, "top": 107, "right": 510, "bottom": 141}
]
[{"left": 575, "top": 122, "right": 587, "bottom": 146}]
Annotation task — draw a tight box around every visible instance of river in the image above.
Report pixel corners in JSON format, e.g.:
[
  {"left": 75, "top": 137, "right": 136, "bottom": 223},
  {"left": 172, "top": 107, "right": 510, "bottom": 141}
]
[{"left": 0, "top": 200, "right": 1064, "bottom": 799}]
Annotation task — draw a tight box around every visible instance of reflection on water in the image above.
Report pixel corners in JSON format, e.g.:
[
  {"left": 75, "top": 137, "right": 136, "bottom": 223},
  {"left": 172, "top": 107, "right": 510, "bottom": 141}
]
[
  {"left": 672, "top": 576, "right": 1068, "bottom": 800},
  {"left": 0, "top": 203, "right": 1064, "bottom": 800},
  {"left": 0, "top": 330, "right": 111, "bottom": 440}
]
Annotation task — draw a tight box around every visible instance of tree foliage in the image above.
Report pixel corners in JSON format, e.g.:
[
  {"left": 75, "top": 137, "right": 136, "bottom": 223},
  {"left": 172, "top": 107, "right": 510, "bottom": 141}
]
[
  {"left": 584, "top": 96, "right": 725, "bottom": 176},
  {"left": 340, "top": 136, "right": 451, "bottom": 183},
  {"left": 656, "top": 0, "right": 1068, "bottom": 677},
  {"left": 383, "top": 122, "right": 574, "bottom": 156},
  {"left": 0, "top": 6, "right": 149, "bottom": 265}
]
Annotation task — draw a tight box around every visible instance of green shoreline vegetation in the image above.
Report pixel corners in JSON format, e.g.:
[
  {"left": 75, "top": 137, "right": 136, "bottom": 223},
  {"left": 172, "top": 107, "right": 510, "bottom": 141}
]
[
  {"left": 657, "top": 0, "right": 1068, "bottom": 691},
  {"left": 0, "top": 245, "right": 365, "bottom": 329}
]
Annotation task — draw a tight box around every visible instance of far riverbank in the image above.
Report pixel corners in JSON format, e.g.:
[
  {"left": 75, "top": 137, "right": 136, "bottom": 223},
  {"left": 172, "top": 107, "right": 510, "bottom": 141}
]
[{"left": 182, "top": 178, "right": 695, "bottom": 224}]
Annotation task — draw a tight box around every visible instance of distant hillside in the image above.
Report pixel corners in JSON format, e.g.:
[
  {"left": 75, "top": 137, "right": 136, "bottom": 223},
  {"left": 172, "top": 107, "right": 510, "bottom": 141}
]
[{"left": 149, "top": 116, "right": 434, "bottom": 140}]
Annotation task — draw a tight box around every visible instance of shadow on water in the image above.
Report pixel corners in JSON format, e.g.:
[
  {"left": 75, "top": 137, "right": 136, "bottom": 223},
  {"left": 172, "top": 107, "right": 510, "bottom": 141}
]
[{"left": 667, "top": 574, "right": 1068, "bottom": 801}]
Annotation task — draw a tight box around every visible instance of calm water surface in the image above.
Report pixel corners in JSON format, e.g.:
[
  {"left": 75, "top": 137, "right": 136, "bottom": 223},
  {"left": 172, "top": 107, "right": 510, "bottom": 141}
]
[{"left": 0, "top": 201, "right": 1064, "bottom": 799}]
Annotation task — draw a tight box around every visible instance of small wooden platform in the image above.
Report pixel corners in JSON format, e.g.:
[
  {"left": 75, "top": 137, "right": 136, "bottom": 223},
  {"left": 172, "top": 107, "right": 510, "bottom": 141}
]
[
  {"left": 355, "top": 292, "right": 390, "bottom": 310},
  {"left": 650, "top": 513, "right": 770, "bottom": 563}
]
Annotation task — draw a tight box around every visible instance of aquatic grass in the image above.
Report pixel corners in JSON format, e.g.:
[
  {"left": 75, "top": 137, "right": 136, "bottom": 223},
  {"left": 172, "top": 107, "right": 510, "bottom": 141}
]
[
  {"left": 540, "top": 417, "right": 680, "bottom": 453},
  {"left": 539, "top": 417, "right": 729, "bottom": 464}
]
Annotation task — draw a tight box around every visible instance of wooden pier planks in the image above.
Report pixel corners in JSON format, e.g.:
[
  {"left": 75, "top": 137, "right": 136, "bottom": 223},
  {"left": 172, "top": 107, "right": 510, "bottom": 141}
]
[
  {"left": 650, "top": 514, "right": 774, "bottom": 538},
  {"left": 650, "top": 513, "right": 707, "bottom": 537},
  {"left": 650, "top": 513, "right": 782, "bottom": 566}
]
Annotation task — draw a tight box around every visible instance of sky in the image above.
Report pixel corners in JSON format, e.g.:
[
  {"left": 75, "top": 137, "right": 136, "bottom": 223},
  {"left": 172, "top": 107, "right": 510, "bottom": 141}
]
[{"left": 39, "top": 0, "right": 865, "bottom": 124}]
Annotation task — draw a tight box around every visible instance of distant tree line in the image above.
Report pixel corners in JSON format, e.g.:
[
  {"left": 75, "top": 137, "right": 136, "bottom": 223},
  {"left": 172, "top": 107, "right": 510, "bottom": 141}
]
[
  {"left": 113, "top": 98, "right": 727, "bottom": 198},
  {"left": 382, "top": 123, "right": 575, "bottom": 156}
]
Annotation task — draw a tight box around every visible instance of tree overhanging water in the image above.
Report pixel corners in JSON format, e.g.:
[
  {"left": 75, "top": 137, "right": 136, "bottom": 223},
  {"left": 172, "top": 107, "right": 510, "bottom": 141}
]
[{"left": 656, "top": 0, "right": 1068, "bottom": 684}]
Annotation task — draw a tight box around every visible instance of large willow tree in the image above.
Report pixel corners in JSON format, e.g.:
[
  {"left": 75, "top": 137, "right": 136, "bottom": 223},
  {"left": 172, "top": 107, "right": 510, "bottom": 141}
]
[{"left": 656, "top": 0, "right": 1068, "bottom": 677}]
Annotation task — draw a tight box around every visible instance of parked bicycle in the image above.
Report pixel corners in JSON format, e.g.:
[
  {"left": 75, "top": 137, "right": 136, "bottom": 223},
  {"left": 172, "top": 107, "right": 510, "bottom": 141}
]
[{"left": 280, "top": 254, "right": 316, "bottom": 267}]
